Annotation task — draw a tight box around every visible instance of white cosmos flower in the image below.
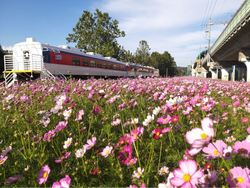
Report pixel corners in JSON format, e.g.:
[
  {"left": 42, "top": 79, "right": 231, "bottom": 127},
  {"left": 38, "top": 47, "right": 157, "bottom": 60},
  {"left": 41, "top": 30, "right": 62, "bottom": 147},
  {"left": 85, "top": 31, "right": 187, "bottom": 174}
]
[
  {"left": 132, "top": 167, "right": 144, "bottom": 179},
  {"left": 131, "top": 118, "right": 139, "bottom": 124},
  {"left": 63, "top": 109, "right": 72, "bottom": 120},
  {"left": 75, "top": 147, "right": 86, "bottom": 158},
  {"left": 153, "top": 106, "right": 161, "bottom": 116},
  {"left": 63, "top": 137, "right": 72, "bottom": 149},
  {"left": 158, "top": 166, "right": 169, "bottom": 176},
  {"left": 101, "top": 146, "right": 113, "bottom": 158}
]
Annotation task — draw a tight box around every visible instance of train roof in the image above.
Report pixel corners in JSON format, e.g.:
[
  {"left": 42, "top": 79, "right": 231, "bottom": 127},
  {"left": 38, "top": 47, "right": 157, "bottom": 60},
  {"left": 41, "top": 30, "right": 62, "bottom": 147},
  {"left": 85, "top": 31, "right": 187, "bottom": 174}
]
[{"left": 42, "top": 43, "right": 127, "bottom": 66}]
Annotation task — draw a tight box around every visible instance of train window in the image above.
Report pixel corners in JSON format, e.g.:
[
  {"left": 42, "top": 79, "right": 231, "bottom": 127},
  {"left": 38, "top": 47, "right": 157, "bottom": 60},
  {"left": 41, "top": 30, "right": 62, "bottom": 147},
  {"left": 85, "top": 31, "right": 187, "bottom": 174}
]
[
  {"left": 90, "top": 60, "right": 96, "bottom": 67},
  {"left": 43, "top": 51, "right": 50, "bottom": 63},
  {"left": 55, "top": 54, "right": 62, "bottom": 60},
  {"left": 82, "top": 61, "right": 89, "bottom": 66},
  {"left": 95, "top": 61, "right": 101, "bottom": 68},
  {"left": 107, "top": 64, "right": 112, "bottom": 69},
  {"left": 72, "top": 57, "right": 80, "bottom": 65}
]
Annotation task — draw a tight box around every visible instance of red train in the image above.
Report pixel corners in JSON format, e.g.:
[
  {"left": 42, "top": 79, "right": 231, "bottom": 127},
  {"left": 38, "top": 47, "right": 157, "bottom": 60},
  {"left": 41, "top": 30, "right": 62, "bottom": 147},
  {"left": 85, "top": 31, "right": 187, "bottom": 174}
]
[{"left": 10, "top": 38, "right": 158, "bottom": 78}]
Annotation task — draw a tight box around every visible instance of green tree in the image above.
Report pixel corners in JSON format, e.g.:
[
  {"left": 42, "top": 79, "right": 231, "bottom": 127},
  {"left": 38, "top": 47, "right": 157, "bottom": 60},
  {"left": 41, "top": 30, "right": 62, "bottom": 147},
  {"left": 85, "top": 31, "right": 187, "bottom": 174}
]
[
  {"left": 150, "top": 51, "right": 176, "bottom": 77},
  {"left": 118, "top": 47, "right": 135, "bottom": 62},
  {"left": 66, "top": 9, "right": 125, "bottom": 58},
  {"left": 135, "top": 40, "right": 151, "bottom": 65}
]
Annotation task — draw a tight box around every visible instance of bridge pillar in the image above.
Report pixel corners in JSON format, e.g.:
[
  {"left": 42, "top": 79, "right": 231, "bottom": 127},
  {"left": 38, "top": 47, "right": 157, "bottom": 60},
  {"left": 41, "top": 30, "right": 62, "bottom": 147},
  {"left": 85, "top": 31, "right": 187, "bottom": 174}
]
[
  {"left": 239, "top": 49, "right": 250, "bottom": 82},
  {"left": 210, "top": 69, "right": 218, "bottom": 79},
  {"left": 244, "top": 61, "right": 250, "bottom": 82},
  {"left": 221, "top": 68, "right": 230, "bottom": 81}
]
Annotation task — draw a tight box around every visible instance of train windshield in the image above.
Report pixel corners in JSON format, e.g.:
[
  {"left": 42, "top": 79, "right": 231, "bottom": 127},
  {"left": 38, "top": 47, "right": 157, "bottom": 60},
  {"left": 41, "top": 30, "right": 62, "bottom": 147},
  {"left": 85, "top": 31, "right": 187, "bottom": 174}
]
[{"left": 43, "top": 48, "right": 50, "bottom": 63}]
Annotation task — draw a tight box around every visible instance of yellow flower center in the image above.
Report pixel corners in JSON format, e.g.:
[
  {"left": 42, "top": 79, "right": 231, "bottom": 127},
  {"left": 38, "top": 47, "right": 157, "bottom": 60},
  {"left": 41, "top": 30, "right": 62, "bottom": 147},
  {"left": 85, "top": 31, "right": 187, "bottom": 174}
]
[
  {"left": 200, "top": 133, "right": 208, "bottom": 140},
  {"left": 183, "top": 173, "right": 191, "bottom": 182},
  {"left": 156, "top": 132, "right": 160, "bottom": 136},
  {"left": 236, "top": 177, "right": 245, "bottom": 183},
  {"left": 213, "top": 149, "right": 219, "bottom": 156},
  {"left": 43, "top": 172, "right": 48, "bottom": 178}
]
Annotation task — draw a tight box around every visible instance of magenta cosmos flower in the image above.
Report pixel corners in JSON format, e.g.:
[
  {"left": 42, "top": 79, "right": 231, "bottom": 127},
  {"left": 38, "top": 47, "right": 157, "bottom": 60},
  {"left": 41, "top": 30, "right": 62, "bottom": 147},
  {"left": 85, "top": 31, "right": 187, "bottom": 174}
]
[
  {"left": 202, "top": 140, "right": 227, "bottom": 159},
  {"left": 37, "top": 165, "right": 50, "bottom": 185},
  {"left": 170, "top": 160, "right": 204, "bottom": 187},
  {"left": 227, "top": 167, "right": 250, "bottom": 188},
  {"left": 52, "top": 175, "right": 71, "bottom": 188},
  {"left": 157, "top": 115, "right": 171, "bottom": 125}
]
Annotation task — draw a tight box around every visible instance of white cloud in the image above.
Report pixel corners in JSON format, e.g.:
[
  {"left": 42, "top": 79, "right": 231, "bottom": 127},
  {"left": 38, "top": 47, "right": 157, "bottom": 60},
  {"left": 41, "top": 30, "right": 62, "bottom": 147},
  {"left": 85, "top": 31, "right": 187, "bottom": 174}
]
[{"left": 95, "top": 0, "right": 244, "bottom": 66}]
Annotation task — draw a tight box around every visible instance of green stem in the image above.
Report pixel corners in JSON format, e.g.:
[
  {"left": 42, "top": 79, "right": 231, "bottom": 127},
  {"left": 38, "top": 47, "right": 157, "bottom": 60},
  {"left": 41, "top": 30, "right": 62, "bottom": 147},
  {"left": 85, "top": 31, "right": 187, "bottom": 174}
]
[
  {"left": 133, "top": 141, "right": 141, "bottom": 167},
  {"left": 157, "top": 140, "right": 163, "bottom": 171}
]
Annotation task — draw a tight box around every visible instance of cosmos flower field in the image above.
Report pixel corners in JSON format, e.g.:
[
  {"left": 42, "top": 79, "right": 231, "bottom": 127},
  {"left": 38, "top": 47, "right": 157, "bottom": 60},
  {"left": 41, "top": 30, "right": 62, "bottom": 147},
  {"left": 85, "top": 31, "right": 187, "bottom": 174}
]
[{"left": 0, "top": 77, "right": 250, "bottom": 187}]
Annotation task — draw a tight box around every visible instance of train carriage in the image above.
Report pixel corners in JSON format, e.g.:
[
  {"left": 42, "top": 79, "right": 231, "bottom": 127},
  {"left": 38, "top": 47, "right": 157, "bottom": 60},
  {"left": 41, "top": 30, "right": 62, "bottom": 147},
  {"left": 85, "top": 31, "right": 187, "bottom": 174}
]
[{"left": 3, "top": 38, "right": 158, "bottom": 86}]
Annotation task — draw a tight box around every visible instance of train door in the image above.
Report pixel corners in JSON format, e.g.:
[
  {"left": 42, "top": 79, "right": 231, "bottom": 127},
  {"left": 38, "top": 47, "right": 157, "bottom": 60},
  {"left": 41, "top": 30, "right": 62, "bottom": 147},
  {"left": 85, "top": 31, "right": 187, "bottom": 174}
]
[{"left": 23, "top": 50, "right": 30, "bottom": 70}]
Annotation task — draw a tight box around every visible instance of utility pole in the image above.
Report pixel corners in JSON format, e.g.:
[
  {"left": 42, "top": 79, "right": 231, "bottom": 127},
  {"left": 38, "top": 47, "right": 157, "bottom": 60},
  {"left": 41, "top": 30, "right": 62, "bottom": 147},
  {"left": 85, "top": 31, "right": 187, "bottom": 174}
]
[{"left": 205, "top": 17, "right": 213, "bottom": 65}]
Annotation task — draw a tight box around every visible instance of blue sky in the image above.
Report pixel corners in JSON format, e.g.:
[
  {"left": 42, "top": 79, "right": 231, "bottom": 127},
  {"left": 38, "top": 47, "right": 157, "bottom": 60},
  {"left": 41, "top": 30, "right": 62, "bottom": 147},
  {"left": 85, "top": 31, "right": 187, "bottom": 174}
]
[{"left": 0, "top": 0, "right": 245, "bottom": 66}]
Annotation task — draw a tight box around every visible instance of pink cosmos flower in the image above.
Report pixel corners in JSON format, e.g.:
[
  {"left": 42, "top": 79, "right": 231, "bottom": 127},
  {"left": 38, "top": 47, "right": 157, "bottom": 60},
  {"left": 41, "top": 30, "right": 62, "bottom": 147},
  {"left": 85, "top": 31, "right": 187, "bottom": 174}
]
[
  {"left": 116, "top": 134, "right": 133, "bottom": 146},
  {"left": 54, "top": 121, "right": 68, "bottom": 133},
  {"left": 162, "top": 127, "right": 172, "bottom": 133},
  {"left": 118, "top": 102, "right": 127, "bottom": 110},
  {"left": 202, "top": 140, "right": 227, "bottom": 159},
  {"left": 241, "top": 117, "right": 249, "bottom": 124},
  {"left": 227, "top": 167, "right": 250, "bottom": 188},
  {"left": 52, "top": 175, "right": 71, "bottom": 188},
  {"left": 43, "top": 130, "right": 56, "bottom": 142},
  {"left": 233, "top": 140, "right": 250, "bottom": 157},
  {"left": 37, "top": 165, "right": 50, "bottom": 185},
  {"left": 232, "top": 100, "right": 240, "bottom": 108},
  {"left": 0, "top": 155, "right": 8, "bottom": 165},
  {"left": 84, "top": 137, "right": 96, "bottom": 150},
  {"left": 247, "top": 127, "right": 250, "bottom": 134},
  {"left": 20, "top": 95, "right": 29, "bottom": 102},
  {"left": 183, "top": 106, "right": 192, "bottom": 115},
  {"left": 186, "top": 118, "right": 214, "bottom": 155},
  {"left": 75, "top": 109, "right": 84, "bottom": 121},
  {"left": 55, "top": 152, "right": 71, "bottom": 163},
  {"left": 170, "top": 160, "right": 204, "bottom": 187},
  {"left": 157, "top": 115, "right": 171, "bottom": 125},
  {"left": 130, "top": 127, "right": 144, "bottom": 142},
  {"left": 4, "top": 175, "right": 22, "bottom": 185}
]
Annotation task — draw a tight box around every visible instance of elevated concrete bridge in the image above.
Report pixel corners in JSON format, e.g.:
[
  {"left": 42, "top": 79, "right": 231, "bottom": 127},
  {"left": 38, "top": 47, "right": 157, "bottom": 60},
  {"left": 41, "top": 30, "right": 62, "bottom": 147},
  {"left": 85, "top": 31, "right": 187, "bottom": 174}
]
[{"left": 201, "top": 0, "right": 250, "bottom": 81}]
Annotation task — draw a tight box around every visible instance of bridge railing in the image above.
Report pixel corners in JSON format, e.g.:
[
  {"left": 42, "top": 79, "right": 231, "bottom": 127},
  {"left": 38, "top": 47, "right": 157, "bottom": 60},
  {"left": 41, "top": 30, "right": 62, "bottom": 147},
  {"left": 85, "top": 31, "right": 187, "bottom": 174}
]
[{"left": 211, "top": 0, "right": 250, "bottom": 55}]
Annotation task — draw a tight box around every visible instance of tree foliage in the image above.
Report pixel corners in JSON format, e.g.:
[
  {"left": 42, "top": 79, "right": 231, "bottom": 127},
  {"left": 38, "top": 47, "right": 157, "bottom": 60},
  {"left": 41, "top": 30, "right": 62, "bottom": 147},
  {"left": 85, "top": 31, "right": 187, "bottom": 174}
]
[
  {"left": 66, "top": 9, "right": 125, "bottom": 58},
  {"left": 66, "top": 9, "right": 179, "bottom": 77},
  {"left": 150, "top": 51, "right": 176, "bottom": 77},
  {"left": 118, "top": 48, "right": 135, "bottom": 63},
  {"left": 135, "top": 40, "right": 151, "bottom": 65}
]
